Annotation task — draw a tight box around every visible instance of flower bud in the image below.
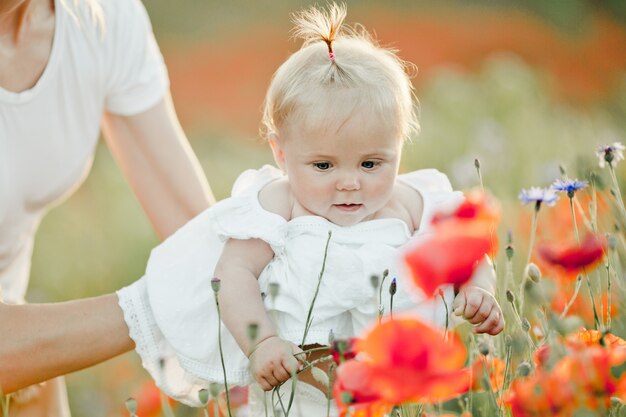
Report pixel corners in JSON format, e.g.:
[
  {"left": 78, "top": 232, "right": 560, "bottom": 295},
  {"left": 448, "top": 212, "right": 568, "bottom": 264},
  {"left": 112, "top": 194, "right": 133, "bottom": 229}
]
[
  {"left": 505, "top": 245, "right": 514, "bottom": 261},
  {"left": 478, "top": 341, "right": 490, "bottom": 356},
  {"left": 125, "top": 398, "right": 137, "bottom": 415},
  {"left": 269, "top": 282, "right": 280, "bottom": 299},
  {"left": 506, "top": 290, "right": 515, "bottom": 303},
  {"left": 382, "top": 269, "right": 389, "bottom": 279},
  {"left": 525, "top": 263, "right": 541, "bottom": 283},
  {"left": 474, "top": 158, "right": 481, "bottom": 169},
  {"left": 389, "top": 278, "right": 397, "bottom": 296},
  {"left": 209, "top": 382, "right": 222, "bottom": 399},
  {"left": 211, "top": 277, "right": 221, "bottom": 293},
  {"left": 311, "top": 367, "right": 329, "bottom": 387},
  {"left": 247, "top": 322, "right": 259, "bottom": 343},
  {"left": 370, "top": 275, "right": 379, "bottom": 289},
  {"left": 521, "top": 318, "right": 531, "bottom": 332},
  {"left": 198, "top": 388, "right": 209, "bottom": 406},
  {"left": 505, "top": 335, "right": 513, "bottom": 348},
  {"left": 517, "top": 361, "right": 532, "bottom": 377},
  {"left": 340, "top": 391, "right": 354, "bottom": 405}
]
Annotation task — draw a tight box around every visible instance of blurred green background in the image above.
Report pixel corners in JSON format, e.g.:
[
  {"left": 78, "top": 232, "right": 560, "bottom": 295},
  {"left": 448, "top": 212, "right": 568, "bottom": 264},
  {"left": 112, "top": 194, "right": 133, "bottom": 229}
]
[{"left": 26, "top": 0, "right": 626, "bottom": 415}]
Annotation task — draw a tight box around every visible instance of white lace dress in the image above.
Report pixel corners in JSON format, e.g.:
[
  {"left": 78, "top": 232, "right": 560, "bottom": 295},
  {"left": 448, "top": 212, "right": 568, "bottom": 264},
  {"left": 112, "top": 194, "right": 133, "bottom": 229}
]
[{"left": 117, "top": 165, "right": 464, "bottom": 405}]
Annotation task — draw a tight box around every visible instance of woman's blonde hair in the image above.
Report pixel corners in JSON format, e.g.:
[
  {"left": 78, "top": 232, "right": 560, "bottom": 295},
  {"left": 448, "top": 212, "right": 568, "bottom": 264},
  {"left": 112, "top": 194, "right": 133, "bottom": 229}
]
[{"left": 260, "top": 3, "right": 418, "bottom": 142}]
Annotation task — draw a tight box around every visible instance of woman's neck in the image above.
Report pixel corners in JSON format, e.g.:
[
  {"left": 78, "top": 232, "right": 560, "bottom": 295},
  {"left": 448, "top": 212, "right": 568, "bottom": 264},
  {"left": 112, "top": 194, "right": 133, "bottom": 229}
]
[{"left": 0, "top": 0, "right": 52, "bottom": 43}]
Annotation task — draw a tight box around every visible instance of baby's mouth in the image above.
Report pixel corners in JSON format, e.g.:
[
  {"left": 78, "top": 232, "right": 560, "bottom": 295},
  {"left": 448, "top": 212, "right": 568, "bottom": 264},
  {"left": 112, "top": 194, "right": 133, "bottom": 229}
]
[{"left": 334, "top": 203, "right": 363, "bottom": 212}]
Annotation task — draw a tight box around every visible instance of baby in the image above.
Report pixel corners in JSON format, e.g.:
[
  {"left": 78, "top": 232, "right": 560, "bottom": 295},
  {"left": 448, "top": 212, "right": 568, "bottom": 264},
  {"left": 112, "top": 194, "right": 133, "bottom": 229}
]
[{"left": 117, "top": 4, "right": 503, "bottom": 416}]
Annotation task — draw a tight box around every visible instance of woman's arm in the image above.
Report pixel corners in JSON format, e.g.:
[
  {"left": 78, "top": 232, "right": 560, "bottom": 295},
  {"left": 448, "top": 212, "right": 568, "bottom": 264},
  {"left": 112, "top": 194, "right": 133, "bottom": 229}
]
[
  {"left": 0, "top": 93, "right": 214, "bottom": 393},
  {"left": 102, "top": 92, "right": 215, "bottom": 239},
  {"left": 0, "top": 294, "right": 133, "bottom": 393}
]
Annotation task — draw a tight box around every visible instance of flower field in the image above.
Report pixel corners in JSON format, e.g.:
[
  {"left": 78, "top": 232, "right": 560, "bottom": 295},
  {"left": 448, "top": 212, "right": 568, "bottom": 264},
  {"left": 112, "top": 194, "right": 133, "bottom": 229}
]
[{"left": 13, "top": 2, "right": 626, "bottom": 417}]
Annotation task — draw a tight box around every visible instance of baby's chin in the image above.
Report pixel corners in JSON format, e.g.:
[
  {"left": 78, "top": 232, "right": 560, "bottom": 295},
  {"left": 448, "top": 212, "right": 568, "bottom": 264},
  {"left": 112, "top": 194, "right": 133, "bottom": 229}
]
[{"left": 325, "top": 207, "right": 377, "bottom": 227}]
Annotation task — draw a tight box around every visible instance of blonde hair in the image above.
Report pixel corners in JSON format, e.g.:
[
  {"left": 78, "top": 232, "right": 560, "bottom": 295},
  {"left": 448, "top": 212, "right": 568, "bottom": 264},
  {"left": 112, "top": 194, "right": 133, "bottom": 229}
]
[
  {"left": 260, "top": 3, "right": 418, "bottom": 142},
  {"left": 60, "top": 0, "right": 105, "bottom": 38}
]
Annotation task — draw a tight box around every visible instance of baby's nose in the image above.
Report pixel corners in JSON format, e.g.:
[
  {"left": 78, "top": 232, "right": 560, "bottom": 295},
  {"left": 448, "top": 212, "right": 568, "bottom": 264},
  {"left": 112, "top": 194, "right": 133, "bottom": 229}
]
[{"left": 336, "top": 173, "right": 360, "bottom": 191}]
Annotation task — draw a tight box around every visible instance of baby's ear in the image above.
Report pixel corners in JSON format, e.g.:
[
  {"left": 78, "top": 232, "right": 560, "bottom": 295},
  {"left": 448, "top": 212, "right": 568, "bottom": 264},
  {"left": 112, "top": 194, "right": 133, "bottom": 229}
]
[{"left": 268, "top": 134, "right": 286, "bottom": 170}]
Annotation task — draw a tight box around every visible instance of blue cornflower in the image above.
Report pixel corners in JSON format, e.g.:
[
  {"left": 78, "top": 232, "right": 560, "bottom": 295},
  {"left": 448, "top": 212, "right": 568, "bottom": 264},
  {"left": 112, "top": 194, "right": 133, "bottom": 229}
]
[
  {"left": 518, "top": 187, "right": 559, "bottom": 209},
  {"left": 552, "top": 179, "right": 589, "bottom": 198},
  {"left": 596, "top": 142, "right": 625, "bottom": 168}
]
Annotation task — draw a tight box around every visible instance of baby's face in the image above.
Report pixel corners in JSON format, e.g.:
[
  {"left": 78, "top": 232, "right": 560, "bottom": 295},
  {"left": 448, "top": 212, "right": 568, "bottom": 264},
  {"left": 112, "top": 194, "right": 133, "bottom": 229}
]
[{"left": 274, "top": 110, "right": 402, "bottom": 226}]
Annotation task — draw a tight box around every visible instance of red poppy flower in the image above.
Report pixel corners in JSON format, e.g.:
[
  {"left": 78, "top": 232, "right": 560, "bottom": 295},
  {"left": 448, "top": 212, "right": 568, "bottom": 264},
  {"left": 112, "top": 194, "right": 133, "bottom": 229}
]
[
  {"left": 431, "top": 189, "right": 501, "bottom": 227},
  {"left": 509, "top": 340, "right": 626, "bottom": 416},
  {"left": 567, "top": 328, "right": 626, "bottom": 349},
  {"left": 471, "top": 356, "right": 506, "bottom": 392},
  {"left": 404, "top": 223, "right": 494, "bottom": 297},
  {"left": 405, "top": 190, "right": 500, "bottom": 297},
  {"left": 537, "top": 234, "right": 606, "bottom": 276},
  {"left": 330, "top": 337, "right": 358, "bottom": 365},
  {"left": 128, "top": 380, "right": 172, "bottom": 417},
  {"left": 334, "top": 318, "right": 470, "bottom": 412}
]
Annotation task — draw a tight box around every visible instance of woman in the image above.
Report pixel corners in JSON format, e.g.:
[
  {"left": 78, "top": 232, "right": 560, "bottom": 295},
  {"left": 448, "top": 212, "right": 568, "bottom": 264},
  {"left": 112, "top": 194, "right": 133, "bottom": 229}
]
[{"left": 0, "top": 0, "right": 214, "bottom": 415}]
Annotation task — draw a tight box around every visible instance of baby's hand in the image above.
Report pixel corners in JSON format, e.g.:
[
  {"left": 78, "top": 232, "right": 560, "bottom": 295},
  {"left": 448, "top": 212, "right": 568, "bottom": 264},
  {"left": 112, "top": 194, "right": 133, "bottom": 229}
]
[
  {"left": 249, "top": 336, "right": 304, "bottom": 391},
  {"left": 452, "top": 286, "right": 504, "bottom": 335}
]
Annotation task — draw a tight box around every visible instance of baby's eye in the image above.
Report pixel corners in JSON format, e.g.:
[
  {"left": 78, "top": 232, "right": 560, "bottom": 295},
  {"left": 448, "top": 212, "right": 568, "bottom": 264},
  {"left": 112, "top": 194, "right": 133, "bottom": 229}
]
[
  {"left": 313, "top": 162, "right": 331, "bottom": 171},
  {"left": 361, "top": 160, "right": 379, "bottom": 169}
]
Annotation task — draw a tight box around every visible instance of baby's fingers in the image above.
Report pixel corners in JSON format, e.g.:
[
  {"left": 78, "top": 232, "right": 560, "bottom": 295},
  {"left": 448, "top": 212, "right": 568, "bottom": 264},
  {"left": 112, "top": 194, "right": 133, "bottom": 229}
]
[
  {"left": 257, "top": 374, "right": 279, "bottom": 391},
  {"left": 452, "top": 292, "right": 466, "bottom": 316},
  {"left": 473, "top": 310, "right": 504, "bottom": 335},
  {"left": 461, "top": 291, "right": 486, "bottom": 321}
]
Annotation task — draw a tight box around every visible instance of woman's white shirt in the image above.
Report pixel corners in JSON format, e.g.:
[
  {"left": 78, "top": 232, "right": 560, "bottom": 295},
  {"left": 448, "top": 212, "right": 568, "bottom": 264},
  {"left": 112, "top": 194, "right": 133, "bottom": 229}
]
[{"left": 0, "top": 0, "right": 168, "bottom": 303}]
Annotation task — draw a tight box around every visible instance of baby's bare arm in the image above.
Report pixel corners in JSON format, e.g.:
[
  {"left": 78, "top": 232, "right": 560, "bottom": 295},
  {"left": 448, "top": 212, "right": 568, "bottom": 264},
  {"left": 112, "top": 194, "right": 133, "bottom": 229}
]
[
  {"left": 214, "top": 238, "right": 302, "bottom": 389},
  {"left": 214, "top": 238, "right": 277, "bottom": 353}
]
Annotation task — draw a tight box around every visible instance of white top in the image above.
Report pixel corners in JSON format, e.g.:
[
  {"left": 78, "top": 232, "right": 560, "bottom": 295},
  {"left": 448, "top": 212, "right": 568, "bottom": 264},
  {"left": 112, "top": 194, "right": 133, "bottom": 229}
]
[
  {"left": 0, "top": 0, "right": 168, "bottom": 303},
  {"left": 117, "top": 165, "right": 464, "bottom": 405}
]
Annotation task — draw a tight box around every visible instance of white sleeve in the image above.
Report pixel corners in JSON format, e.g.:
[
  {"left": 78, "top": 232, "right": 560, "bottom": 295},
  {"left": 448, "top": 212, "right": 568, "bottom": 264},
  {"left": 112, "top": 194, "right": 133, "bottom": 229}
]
[
  {"left": 398, "top": 168, "right": 465, "bottom": 235},
  {"left": 117, "top": 278, "right": 213, "bottom": 406},
  {"left": 116, "top": 212, "right": 253, "bottom": 405},
  {"left": 103, "top": 0, "right": 169, "bottom": 115}
]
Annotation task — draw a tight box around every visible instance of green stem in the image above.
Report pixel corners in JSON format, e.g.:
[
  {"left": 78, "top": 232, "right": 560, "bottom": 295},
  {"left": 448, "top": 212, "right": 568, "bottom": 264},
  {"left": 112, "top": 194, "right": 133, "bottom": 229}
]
[
  {"left": 573, "top": 195, "right": 594, "bottom": 232},
  {"left": 213, "top": 291, "right": 233, "bottom": 417},
  {"left": 521, "top": 204, "right": 540, "bottom": 314},
  {"left": 378, "top": 270, "right": 389, "bottom": 324},
  {"left": 481, "top": 361, "right": 500, "bottom": 415},
  {"left": 569, "top": 197, "right": 580, "bottom": 244},
  {"left": 438, "top": 290, "right": 449, "bottom": 340},
  {"left": 301, "top": 231, "right": 332, "bottom": 347},
  {"left": 502, "top": 342, "right": 513, "bottom": 391},
  {"left": 326, "top": 363, "right": 335, "bottom": 417},
  {"left": 560, "top": 275, "right": 583, "bottom": 318},
  {"left": 159, "top": 390, "right": 176, "bottom": 417},
  {"left": 285, "top": 231, "right": 332, "bottom": 416},
  {"left": 609, "top": 163, "right": 626, "bottom": 220},
  {"left": 606, "top": 260, "right": 611, "bottom": 330},
  {"left": 1, "top": 392, "right": 10, "bottom": 417},
  {"left": 584, "top": 270, "right": 601, "bottom": 330}
]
